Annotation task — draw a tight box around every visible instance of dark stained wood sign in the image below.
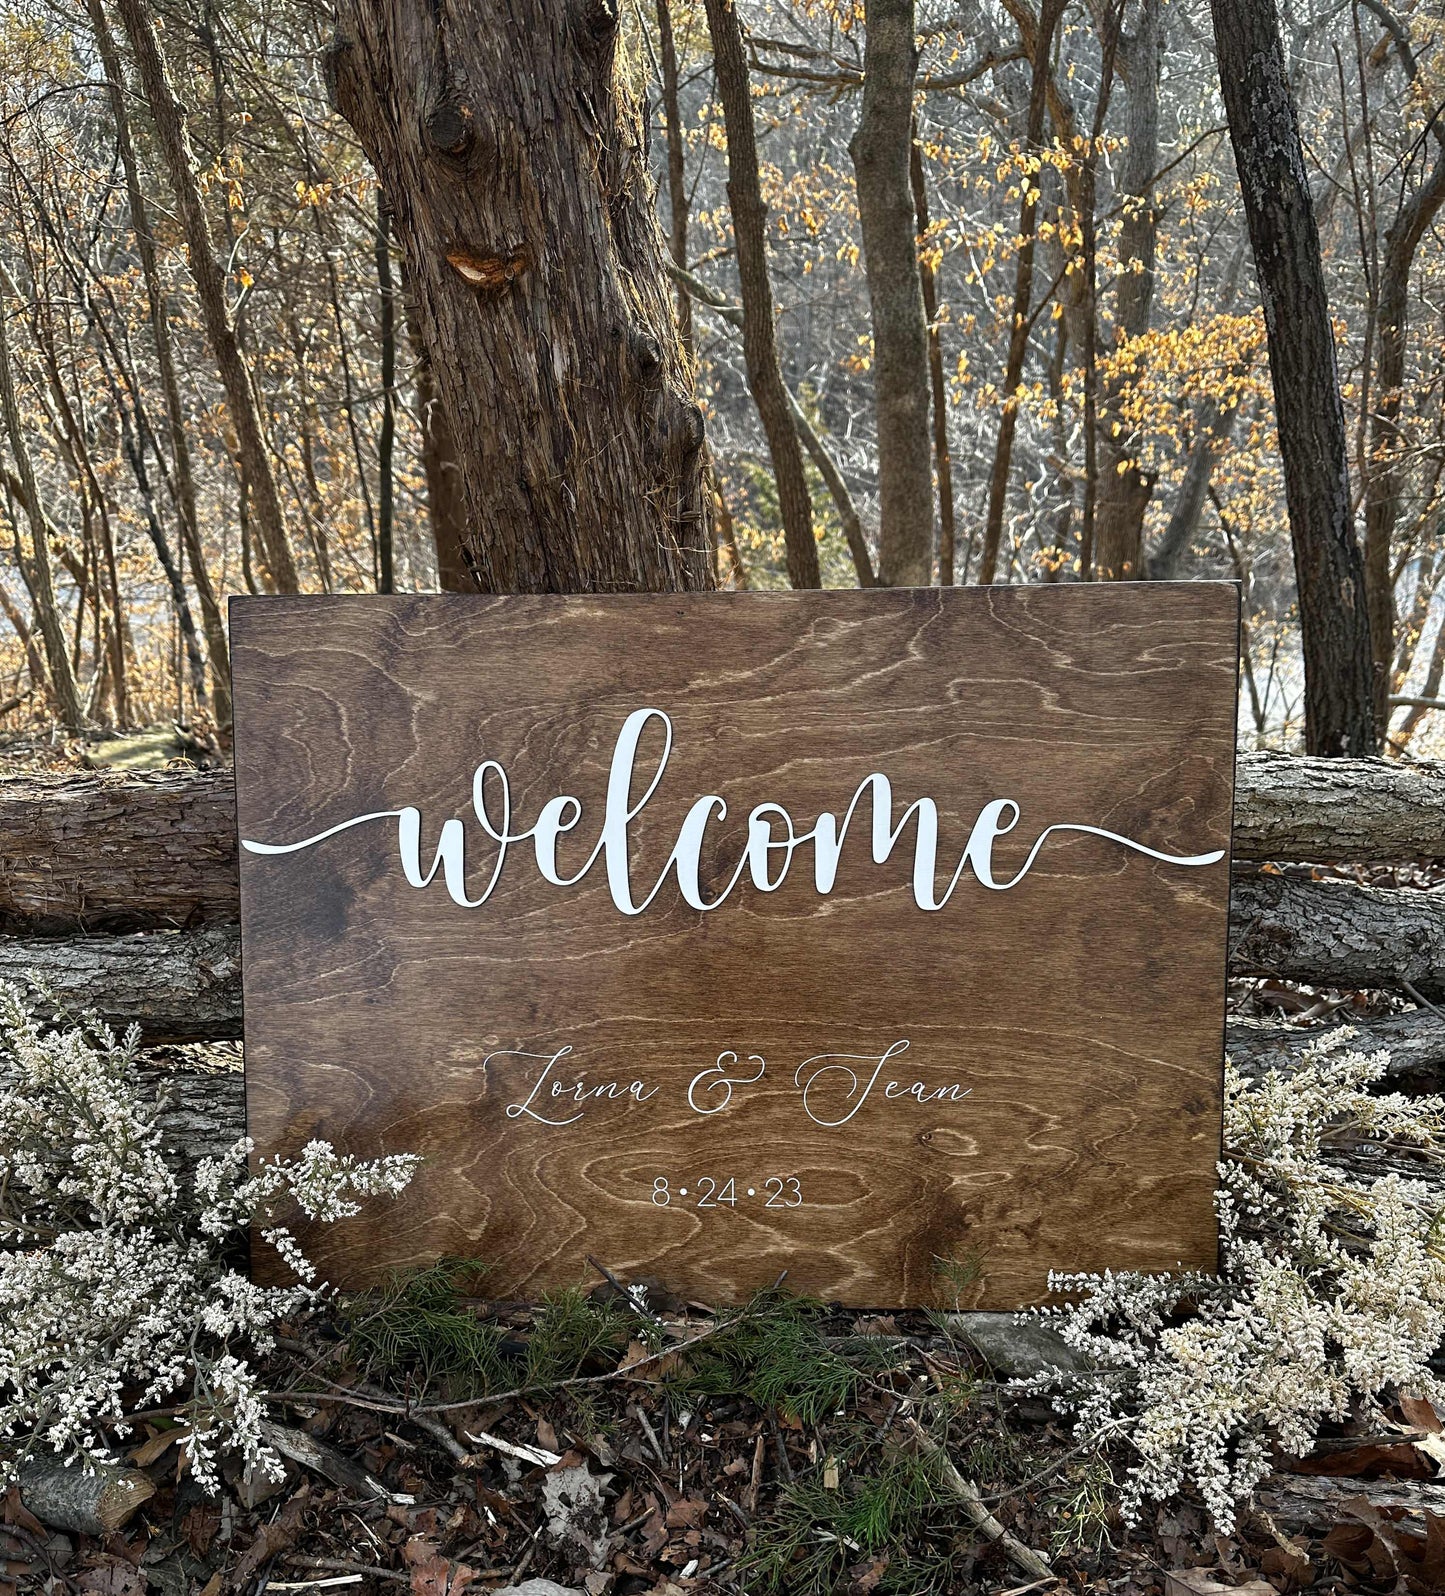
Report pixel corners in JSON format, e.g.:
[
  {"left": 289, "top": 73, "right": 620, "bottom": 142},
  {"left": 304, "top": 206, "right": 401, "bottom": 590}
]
[{"left": 231, "top": 585, "right": 1238, "bottom": 1308}]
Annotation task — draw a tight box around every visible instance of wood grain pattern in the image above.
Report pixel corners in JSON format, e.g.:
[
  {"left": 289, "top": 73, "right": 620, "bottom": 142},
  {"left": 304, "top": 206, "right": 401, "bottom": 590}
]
[{"left": 232, "top": 586, "right": 1238, "bottom": 1307}]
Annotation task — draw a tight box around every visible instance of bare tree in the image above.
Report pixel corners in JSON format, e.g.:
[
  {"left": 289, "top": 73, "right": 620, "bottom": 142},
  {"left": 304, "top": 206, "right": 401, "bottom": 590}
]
[
  {"left": 0, "top": 291, "right": 82, "bottom": 729},
  {"left": 1094, "top": 0, "right": 1160, "bottom": 581},
  {"left": 703, "top": 0, "right": 820, "bottom": 589},
  {"left": 112, "top": 0, "right": 300, "bottom": 596},
  {"left": 910, "top": 127, "right": 957, "bottom": 585},
  {"left": 851, "top": 0, "right": 934, "bottom": 585},
  {"left": 1364, "top": 135, "right": 1445, "bottom": 730},
  {"left": 1211, "top": 0, "right": 1376, "bottom": 755},
  {"left": 656, "top": 0, "right": 695, "bottom": 356},
  {"left": 87, "top": 0, "right": 231, "bottom": 723},
  {"left": 978, "top": 0, "right": 1066, "bottom": 585}
]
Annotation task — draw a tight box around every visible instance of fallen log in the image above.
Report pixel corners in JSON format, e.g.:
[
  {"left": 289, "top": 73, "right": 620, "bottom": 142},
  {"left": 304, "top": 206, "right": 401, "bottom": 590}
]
[
  {"left": 1, "top": 754, "right": 1442, "bottom": 934},
  {"left": 1226, "top": 1008, "right": 1445, "bottom": 1091},
  {"left": 0, "top": 927, "right": 243, "bottom": 1042},
  {"left": 1229, "top": 873, "right": 1445, "bottom": 1003},
  {"left": 1231, "top": 750, "right": 1445, "bottom": 861},
  {"left": 1255, "top": 1472, "right": 1445, "bottom": 1533},
  {"left": 4, "top": 870, "right": 1442, "bottom": 1041},
  {"left": 14, "top": 1454, "right": 155, "bottom": 1536},
  {"left": 0, "top": 767, "right": 236, "bottom": 933}
]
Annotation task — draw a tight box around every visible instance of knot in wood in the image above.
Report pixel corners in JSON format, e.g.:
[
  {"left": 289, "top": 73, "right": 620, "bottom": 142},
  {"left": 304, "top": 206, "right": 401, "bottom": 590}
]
[
  {"left": 572, "top": 0, "right": 619, "bottom": 46},
  {"left": 628, "top": 328, "right": 663, "bottom": 382},
  {"left": 446, "top": 248, "right": 528, "bottom": 294},
  {"left": 678, "top": 400, "right": 705, "bottom": 458},
  {"left": 425, "top": 102, "right": 474, "bottom": 156}
]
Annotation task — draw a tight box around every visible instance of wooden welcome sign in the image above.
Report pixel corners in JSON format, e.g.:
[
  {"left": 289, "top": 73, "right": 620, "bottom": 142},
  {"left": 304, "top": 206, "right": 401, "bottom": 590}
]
[{"left": 232, "top": 585, "right": 1238, "bottom": 1308}]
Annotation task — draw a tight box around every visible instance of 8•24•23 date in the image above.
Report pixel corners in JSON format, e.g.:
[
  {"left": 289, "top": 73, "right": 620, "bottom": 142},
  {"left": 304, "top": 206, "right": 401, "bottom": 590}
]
[{"left": 650, "top": 1176, "right": 802, "bottom": 1208}]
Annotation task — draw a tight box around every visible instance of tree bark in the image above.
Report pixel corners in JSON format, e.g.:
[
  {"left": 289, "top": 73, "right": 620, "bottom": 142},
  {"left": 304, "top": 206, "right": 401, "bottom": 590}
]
[
  {"left": 0, "top": 769, "right": 238, "bottom": 933},
  {"left": 1227, "top": 1008, "right": 1445, "bottom": 1093},
  {"left": 376, "top": 193, "right": 397, "bottom": 595},
  {"left": 1363, "top": 140, "right": 1445, "bottom": 734},
  {"left": 978, "top": 0, "right": 1066, "bottom": 585},
  {"left": 87, "top": 0, "right": 231, "bottom": 725},
  {"left": 330, "top": 0, "right": 711, "bottom": 593},
  {"left": 16, "top": 1457, "right": 154, "bottom": 1537},
  {"left": 850, "top": 0, "right": 934, "bottom": 587},
  {"left": 112, "top": 0, "right": 299, "bottom": 596},
  {"left": 1257, "top": 1475, "right": 1445, "bottom": 1535},
  {"left": 702, "top": 0, "right": 820, "bottom": 590},
  {"left": 1209, "top": 0, "right": 1375, "bottom": 755},
  {"left": 910, "top": 126, "right": 956, "bottom": 586},
  {"left": 1229, "top": 748, "right": 1445, "bottom": 860}
]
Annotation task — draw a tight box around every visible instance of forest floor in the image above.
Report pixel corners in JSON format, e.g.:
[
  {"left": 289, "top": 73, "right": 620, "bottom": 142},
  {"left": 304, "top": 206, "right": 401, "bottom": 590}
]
[{"left": 6, "top": 1271, "right": 1445, "bottom": 1596}]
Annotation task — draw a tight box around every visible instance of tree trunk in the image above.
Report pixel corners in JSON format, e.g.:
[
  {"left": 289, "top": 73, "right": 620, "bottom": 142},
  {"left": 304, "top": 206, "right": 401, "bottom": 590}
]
[
  {"left": 655, "top": 0, "right": 695, "bottom": 355},
  {"left": 1362, "top": 141, "right": 1445, "bottom": 734},
  {"left": 329, "top": 0, "right": 711, "bottom": 593},
  {"left": 1094, "top": 0, "right": 1159, "bottom": 581},
  {"left": 112, "top": 0, "right": 299, "bottom": 596},
  {"left": 1396, "top": 600, "right": 1445, "bottom": 749},
  {"left": 701, "top": 0, "right": 820, "bottom": 589},
  {"left": 87, "top": 0, "right": 231, "bottom": 726},
  {"left": 978, "top": 0, "right": 1066, "bottom": 585},
  {"left": 850, "top": 0, "right": 934, "bottom": 587},
  {"left": 1076, "top": 0, "right": 1124, "bottom": 580},
  {"left": 1147, "top": 242, "right": 1249, "bottom": 581},
  {"left": 910, "top": 125, "right": 956, "bottom": 586},
  {"left": 667, "top": 258, "right": 875, "bottom": 585},
  {"left": 1227, "top": 1008, "right": 1445, "bottom": 1092},
  {"left": 1210, "top": 0, "right": 1375, "bottom": 755},
  {"left": 0, "top": 287, "right": 83, "bottom": 731}
]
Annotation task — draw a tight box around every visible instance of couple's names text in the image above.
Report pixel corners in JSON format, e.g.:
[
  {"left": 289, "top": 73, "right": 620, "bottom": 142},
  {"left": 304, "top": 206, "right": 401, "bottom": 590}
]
[
  {"left": 490, "top": 1039, "right": 971, "bottom": 1130},
  {"left": 241, "top": 707, "right": 1223, "bottom": 915}
]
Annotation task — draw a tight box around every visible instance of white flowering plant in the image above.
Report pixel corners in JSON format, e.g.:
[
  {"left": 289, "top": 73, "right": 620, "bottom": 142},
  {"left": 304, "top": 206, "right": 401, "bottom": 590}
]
[
  {"left": 0, "top": 980, "right": 419, "bottom": 1492},
  {"left": 1025, "top": 1029, "right": 1445, "bottom": 1530}
]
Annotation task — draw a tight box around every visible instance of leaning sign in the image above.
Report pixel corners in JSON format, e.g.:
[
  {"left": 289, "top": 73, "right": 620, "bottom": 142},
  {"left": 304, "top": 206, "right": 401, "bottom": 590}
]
[{"left": 232, "top": 585, "right": 1238, "bottom": 1308}]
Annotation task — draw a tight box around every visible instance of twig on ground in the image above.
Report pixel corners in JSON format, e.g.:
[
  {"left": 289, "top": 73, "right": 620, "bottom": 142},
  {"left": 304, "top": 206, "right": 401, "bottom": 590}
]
[
  {"left": 464, "top": 1429, "right": 562, "bottom": 1468},
  {"left": 903, "top": 1417, "right": 1056, "bottom": 1584},
  {"left": 631, "top": 1402, "right": 667, "bottom": 1466},
  {"left": 281, "top": 1556, "right": 407, "bottom": 1585},
  {"left": 586, "top": 1254, "right": 666, "bottom": 1328}
]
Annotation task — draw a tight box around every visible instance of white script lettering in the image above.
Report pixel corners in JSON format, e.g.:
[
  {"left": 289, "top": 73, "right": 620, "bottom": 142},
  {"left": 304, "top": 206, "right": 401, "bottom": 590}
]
[{"left": 242, "top": 707, "right": 1224, "bottom": 917}]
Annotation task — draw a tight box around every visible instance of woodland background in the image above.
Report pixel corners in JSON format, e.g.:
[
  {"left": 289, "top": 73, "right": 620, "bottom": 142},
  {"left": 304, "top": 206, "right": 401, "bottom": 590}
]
[{"left": 0, "top": 0, "right": 1441, "bottom": 753}]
